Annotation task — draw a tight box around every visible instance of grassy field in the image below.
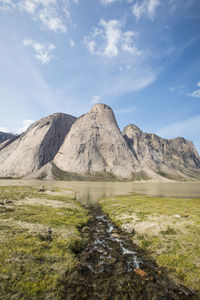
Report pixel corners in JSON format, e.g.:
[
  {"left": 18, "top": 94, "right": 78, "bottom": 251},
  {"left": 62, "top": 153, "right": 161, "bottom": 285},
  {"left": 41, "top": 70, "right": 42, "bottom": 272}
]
[
  {"left": 0, "top": 186, "right": 89, "bottom": 299},
  {"left": 100, "top": 194, "right": 200, "bottom": 294}
]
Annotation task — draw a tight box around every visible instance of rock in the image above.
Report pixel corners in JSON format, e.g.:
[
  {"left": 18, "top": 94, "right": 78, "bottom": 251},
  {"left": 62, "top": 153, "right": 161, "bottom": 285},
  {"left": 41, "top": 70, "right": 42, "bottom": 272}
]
[
  {"left": 173, "top": 214, "right": 181, "bottom": 219},
  {"left": 111, "top": 233, "right": 120, "bottom": 238},
  {"left": 38, "top": 185, "right": 46, "bottom": 192},
  {"left": 54, "top": 104, "right": 140, "bottom": 179},
  {"left": 0, "top": 113, "right": 76, "bottom": 178},
  {"left": 0, "top": 132, "right": 15, "bottom": 144},
  {"left": 123, "top": 124, "right": 200, "bottom": 181},
  {"left": 134, "top": 268, "right": 148, "bottom": 278},
  {"left": 0, "top": 103, "right": 199, "bottom": 181}
]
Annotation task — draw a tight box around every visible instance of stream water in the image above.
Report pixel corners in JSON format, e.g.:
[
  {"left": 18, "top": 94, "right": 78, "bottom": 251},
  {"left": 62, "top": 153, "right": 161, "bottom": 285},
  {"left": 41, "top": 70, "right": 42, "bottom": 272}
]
[{"left": 0, "top": 180, "right": 199, "bottom": 299}]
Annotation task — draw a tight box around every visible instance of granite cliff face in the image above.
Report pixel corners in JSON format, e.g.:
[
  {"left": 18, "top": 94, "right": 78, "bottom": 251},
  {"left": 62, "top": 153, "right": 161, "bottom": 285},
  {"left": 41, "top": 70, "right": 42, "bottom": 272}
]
[
  {"left": 123, "top": 124, "right": 200, "bottom": 180},
  {"left": 54, "top": 104, "right": 140, "bottom": 179},
  {"left": 0, "top": 113, "right": 76, "bottom": 178},
  {"left": 0, "top": 132, "right": 15, "bottom": 144},
  {"left": 0, "top": 104, "right": 199, "bottom": 181}
]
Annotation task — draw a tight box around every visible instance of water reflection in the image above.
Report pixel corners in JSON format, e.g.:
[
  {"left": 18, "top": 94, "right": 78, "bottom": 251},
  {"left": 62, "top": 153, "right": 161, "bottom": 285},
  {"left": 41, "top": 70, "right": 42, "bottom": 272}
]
[{"left": 0, "top": 180, "right": 199, "bottom": 207}]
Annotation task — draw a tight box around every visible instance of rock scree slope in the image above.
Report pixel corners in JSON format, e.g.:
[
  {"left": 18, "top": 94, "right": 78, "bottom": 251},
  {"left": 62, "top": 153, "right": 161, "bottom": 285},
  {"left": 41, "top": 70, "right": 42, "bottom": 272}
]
[
  {"left": 54, "top": 103, "right": 140, "bottom": 179},
  {"left": 0, "top": 113, "right": 76, "bottom": 178}
]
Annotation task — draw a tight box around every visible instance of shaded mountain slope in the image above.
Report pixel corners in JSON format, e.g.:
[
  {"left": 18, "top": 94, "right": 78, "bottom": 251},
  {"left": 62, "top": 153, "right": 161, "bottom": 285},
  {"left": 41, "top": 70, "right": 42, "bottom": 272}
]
[{"left": 0, "top": 113, "right": 76, "bottom": 178}]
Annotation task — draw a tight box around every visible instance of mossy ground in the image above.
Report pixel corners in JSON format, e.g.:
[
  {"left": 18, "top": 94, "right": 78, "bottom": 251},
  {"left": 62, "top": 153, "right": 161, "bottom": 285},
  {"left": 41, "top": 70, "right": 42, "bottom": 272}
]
[
  {"left": 100, "top": 194, "right": 200, "bottom": 295},
  {"left": 0, "top": 186, "right": 89, "bottom": 299}
]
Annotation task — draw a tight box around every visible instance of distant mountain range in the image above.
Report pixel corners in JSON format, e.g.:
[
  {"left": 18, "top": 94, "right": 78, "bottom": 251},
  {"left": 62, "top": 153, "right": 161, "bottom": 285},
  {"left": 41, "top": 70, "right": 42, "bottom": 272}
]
[
  {"left": 0, "top": 132, "right": 15, "bottom": 144},
  {"left": 0, "top": 104, "right": 199, "bottom": 181}
]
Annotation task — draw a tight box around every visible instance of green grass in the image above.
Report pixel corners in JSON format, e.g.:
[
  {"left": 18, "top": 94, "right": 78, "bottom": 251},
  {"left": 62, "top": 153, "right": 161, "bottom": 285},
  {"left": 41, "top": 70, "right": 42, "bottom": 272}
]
[
  {"left": 99, "top": 194, "right": 200, "bottom": 294},
  {"left": 52, "top": 163, "right": 151, "bottom": 182},
  {"left": 0, "top": 186, "right": 89, "bottom": 299}
]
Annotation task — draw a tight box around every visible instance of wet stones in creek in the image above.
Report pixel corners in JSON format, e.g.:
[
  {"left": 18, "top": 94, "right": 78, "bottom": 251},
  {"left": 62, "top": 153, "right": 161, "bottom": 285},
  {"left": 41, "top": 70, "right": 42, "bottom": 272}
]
[{"left": 63, "top": 209, "right": 195, "bottom": 299}]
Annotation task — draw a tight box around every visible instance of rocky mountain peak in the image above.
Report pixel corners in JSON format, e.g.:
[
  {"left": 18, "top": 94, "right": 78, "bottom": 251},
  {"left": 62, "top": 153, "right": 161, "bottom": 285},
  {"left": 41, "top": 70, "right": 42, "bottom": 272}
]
[
  {"left": 123, "top": 123, "right": 200, "bottom": 180},
  {"left": 54, "top": 103, "right": 140, "bottom": 179},
  {"left": 0, "top": 113, "right": 76, "bottom": 178}
]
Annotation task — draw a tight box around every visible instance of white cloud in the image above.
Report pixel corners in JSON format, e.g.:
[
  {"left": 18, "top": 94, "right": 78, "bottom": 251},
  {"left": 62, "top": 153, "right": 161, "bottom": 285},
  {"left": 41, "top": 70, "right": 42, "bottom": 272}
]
[
  {"left": 0, "top": 126, "right": 10, "bottom": 133},
  {"left": 19, "top": 0, "right": 67, "bottom": 33},
  {"left": 84, "top": 19, "right": 141, "bottom": 58},
  {"left": 91, "top": 95, "right": 101, "bottom": 104},
  {"left": 39, "top": 8, "right": 66, "bottom": 32},
  {"left": 100, "top": 19, "right": 121, "bottom": 57},
  {"left": 187, "top": 81, "right": 200, "bottom": 98},
  {"left": 16, "top": 119, "right": 35, "bottom": 134},
  {"left": 188, "top": 89, "right": 200, "bottom": 98},
  {"left": 69, "top": 38, "right": 75, "bottom": 47},
  {"left": 23, "top": 38, "right": 55, "bottom": 64},
  {"left": 0, "top": 0, "right": 15, "bottom": 11},
  {"left": 85, "top": 40, "right": 96, "bottom": 53},
  {"left": 132, "top": 0, "right": 161, "bottom": 20},
  {"left": 100, "top": 0, "right": 118, "bottom": 6},
  {"left": 122, "top": 31, "right": 141, "bottom": 55}
]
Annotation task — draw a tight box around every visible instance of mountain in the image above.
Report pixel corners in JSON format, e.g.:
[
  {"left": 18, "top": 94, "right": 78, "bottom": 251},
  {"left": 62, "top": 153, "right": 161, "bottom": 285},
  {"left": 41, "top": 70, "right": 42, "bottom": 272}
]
[
  {"left": 0, "top": 104, "right": 199, "bottom": 181},
  {"left": 0, "top": 113, "right": 76, "bottom": 178},
  {"left": 0, "top": 132, "right": 15, "bottom": 144},
  {"left": 123, "top": 124, "right": 200, "bottom": 181},
  {"left": 53, "top": 104, "right": 140, "bottom": 179}
]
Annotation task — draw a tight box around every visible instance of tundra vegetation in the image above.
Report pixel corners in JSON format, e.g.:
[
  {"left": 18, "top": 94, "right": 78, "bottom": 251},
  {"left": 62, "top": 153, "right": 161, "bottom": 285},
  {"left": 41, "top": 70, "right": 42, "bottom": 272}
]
[
  {"left": 0, "top": 186, "right": 89, "bottom": 299},
  {"left": 100, "top": 194, "right": 200, "bottom": 295}
]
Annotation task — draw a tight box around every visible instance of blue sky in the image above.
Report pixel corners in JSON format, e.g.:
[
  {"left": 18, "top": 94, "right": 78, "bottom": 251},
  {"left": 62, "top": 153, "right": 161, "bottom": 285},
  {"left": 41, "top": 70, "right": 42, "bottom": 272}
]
[{"left": 0, "top": 0, "right": 200, "bottom": 152}]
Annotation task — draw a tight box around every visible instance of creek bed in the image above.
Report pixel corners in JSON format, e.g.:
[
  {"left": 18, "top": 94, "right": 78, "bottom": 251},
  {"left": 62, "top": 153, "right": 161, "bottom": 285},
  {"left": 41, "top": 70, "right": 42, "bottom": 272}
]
[{"left": 63, "top": 206, "right": 196, "bottom": 300}]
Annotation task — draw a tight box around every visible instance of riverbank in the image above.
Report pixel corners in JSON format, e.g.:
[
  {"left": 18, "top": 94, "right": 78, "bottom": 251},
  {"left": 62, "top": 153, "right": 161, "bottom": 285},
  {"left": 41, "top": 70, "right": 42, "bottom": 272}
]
[
  {"left": 100, "top": 194, "right": 200, "bottom": 296},
  {"left": 0, "top": 186, "right": 89, "bottom": 299}
]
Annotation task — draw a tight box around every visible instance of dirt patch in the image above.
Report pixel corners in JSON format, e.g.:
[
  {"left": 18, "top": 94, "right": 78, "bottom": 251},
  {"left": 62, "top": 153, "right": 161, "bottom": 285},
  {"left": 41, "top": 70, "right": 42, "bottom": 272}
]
[
  {"left": 120, "top": 213, "right": 194, "bottom": 236},
  {"left": 16, "top": 197, "right": 77, "bottom": 209}
]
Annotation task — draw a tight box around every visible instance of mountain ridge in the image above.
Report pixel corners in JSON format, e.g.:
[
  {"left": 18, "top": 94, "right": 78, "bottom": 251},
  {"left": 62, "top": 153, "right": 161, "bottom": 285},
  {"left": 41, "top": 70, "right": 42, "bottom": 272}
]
[{"left": 0, "top": 104, "right": 199, "bottom": 181}]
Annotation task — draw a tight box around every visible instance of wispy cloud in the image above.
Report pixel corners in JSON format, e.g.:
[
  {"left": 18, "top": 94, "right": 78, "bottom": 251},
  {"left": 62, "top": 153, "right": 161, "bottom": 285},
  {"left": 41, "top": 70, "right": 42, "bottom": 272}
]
[
  {"left": 16, "top": 119, "right": 34, "bottom": 134},
  {"left": 169, "top": 85, "right": 186, "bottom": 94},
  {"left": 23, "top": 38, "right": 55, "bottom": 64},
  {"left": 100, "top": 0, "right": 118, "bottom": 6},
  {"left": 69, "top": 38, "right": 75, "bottom": 47},
  {"left": 39, "top": 7, "right": 67, "bottom": 33},
  {"left": 132, "top": 0, "right": 161, "bottom": 20},
  {"left": 115, "top": 106, "right": 136, "bottom": 113},
  {"left": 0, "top": 0, "right": 15, "bottom": 11},
  {"left": 18, "top": 0, "right": 67, "bottom": 33},
  {"left": 84, "top": 19, "right": 141, "bottom": 58},
  {"left": 0, "top": 126, "right": 10, "bottom": 133},
  {"left": 156, "top": 115, "right": 200, "bottom": 139},
  {"left": 91, "top": 95, "right": 101, "bottom": 104},
  {"left": 187, "top": 81, "right": 200, "bottom": 98}
]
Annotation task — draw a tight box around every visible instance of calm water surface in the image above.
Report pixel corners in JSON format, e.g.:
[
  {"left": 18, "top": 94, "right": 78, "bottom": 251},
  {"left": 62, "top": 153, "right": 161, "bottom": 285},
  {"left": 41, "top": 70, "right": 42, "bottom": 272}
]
[{"left": 0, "top": 180, "right": 199, "bottom": 206}]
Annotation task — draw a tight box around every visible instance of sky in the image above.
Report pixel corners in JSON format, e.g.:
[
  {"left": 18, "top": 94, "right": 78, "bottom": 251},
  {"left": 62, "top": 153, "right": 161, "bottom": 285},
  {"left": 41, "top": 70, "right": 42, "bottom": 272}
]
[{"left": 0, "top": 0, "right": 200, "bottom": 152}]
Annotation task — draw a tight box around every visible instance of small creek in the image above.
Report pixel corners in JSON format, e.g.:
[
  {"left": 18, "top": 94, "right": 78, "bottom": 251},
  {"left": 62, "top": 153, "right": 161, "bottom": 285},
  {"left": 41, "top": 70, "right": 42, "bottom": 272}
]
[
  {"left": 83, "top": 211, "right": 141, "bottom": 275},
  {"left": 63, "top": 191, "right": 196, "bottom": 299}
]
